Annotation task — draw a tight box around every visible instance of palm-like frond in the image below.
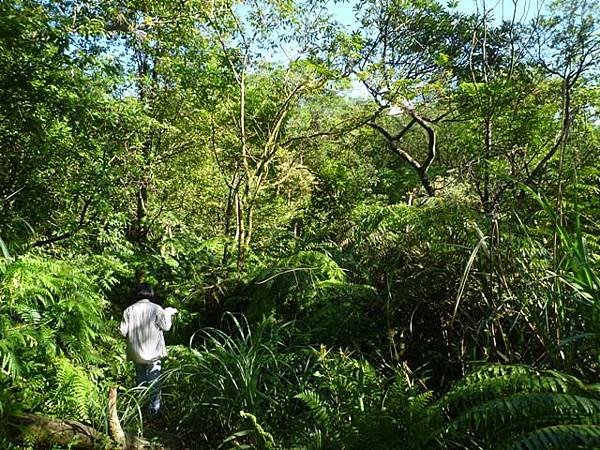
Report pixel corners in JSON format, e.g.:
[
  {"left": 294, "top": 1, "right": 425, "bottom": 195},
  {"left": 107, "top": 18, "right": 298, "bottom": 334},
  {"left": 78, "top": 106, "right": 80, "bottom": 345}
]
[
  {"left": 0, "top": 254, "right": 112, "bottom": 420},
  {"left": 437, "top": 364, "right": 600, "bottom": 449},
  {"left": 51, "top": 357, "right": 101, "bottom": 421},
  {"left": 295, "top": 390, "right": 332, "bottom": 429},
  {"left": 507, "top": 424, "right": 600, "bottom": 450}
]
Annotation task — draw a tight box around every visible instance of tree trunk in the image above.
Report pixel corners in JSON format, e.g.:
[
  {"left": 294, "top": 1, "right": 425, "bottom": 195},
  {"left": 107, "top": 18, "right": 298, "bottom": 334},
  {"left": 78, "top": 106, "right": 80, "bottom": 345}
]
[{"left": 108, "top": 386, "right": 126, "bottom": 445}]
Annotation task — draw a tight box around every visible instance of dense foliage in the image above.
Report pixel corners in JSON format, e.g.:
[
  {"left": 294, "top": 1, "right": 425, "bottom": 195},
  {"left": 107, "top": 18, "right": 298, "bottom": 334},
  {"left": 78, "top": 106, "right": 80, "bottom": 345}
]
[{"left": 0, "top": 0, "right": 599, "bottom": 448}]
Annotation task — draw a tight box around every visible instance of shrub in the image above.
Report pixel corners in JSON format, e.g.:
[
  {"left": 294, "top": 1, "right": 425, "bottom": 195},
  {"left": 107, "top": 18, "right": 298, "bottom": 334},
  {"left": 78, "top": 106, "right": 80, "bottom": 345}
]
[
  {"left": 294, "top": 348, "right": 435, "bottom": 450},
  {"left": 0, "top": 253, "right": 121, "bottom": 432},
  {"left": 437, "top": 364, "right": 600, "bottom": 449},
  {"left": 163, "top": 314, "right": 301, "bottom": 448}
]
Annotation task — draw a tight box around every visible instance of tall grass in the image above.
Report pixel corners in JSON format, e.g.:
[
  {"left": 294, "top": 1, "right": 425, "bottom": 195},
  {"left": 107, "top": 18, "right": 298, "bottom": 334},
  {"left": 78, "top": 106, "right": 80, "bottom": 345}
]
[{"left": 163, "top": 314, "right": 300, "bottom": 447}]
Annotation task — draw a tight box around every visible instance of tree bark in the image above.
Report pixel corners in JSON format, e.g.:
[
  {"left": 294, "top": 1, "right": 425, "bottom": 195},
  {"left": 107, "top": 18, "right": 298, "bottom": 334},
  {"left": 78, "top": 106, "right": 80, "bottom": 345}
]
[
  {"left": 7, "top": 413, "right": 150, "bottom": 449},
  {"left": 368, "top": 109, "right": 438, "bottom": 197},
  {"left": 9, "top": 414, "right": 106, "bottom": 448},
  {"left": 108, "top": 386, "right": 127, "bottom": 446},
  {"left": 7, "top": 388, "right": 151, "bottom": 449}
]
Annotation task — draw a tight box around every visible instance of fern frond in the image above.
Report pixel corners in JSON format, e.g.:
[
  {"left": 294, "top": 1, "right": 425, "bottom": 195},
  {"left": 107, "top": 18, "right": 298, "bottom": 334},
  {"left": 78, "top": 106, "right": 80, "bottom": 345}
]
[
  {"left": 441, "top": 365, "right": 589, "bottom": 416},
  {"left": 435, "top": 365, "right": 600, "bottom": 448},
  {"left": 507, "top": 424, "right": 600, "bottom": 449},
  {"left": 446, "top": 392, "right": 600, "bottom": 436},
  {"left": 51, "top": 358, "right": 99, "bottom": 420},
  {"left": 295, "top": 390, "right": 332, "bottom": 429}
]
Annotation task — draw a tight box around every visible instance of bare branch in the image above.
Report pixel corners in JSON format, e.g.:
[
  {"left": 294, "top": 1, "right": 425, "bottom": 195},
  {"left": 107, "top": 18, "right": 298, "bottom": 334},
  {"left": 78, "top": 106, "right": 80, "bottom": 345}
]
[{"left": 31, "top": 196, "right": 96, "bottom": 247}]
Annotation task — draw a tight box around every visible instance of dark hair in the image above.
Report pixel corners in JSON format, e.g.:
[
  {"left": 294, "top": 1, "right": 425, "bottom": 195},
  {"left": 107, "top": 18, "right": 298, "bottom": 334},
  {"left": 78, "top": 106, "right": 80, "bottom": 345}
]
[{"left": 135, "top": 283, "right": 155, "bottom": 302}]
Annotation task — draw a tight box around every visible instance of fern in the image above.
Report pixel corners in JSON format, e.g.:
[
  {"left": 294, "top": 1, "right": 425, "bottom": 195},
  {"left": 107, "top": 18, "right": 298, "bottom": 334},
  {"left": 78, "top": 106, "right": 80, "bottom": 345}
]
[
  {"left": 50, "top": 357, "right": 100, "bottom": 421},
  {"left": 294, "top": 350, "right": 436, "bottom": 449},
  {"left": 0, "top": 253, "right": 111, "bottom": 419},
  {"left": 440, "top": 365, "right": 590, "bottom": 416},
  {"left": 437, "top": 364, "right": 600, "bottom": 449},
  {"left": 507, "top": 424, "right": 600, "bottom": 449},
  {"left": 295, "top": 390, "right": 332, "bottom": 429}
]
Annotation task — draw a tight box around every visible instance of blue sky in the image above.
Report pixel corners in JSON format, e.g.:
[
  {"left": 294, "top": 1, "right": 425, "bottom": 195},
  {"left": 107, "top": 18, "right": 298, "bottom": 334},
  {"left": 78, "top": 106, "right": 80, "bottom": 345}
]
[
  {"left": 325, "top": 0, "right": 546, "bottom": 98},
  {"left": 329, "top": 0, "right": 544, "bottom": 28},
  {"left": 453, "top": 0, "right": 544, "bottom": 23}
]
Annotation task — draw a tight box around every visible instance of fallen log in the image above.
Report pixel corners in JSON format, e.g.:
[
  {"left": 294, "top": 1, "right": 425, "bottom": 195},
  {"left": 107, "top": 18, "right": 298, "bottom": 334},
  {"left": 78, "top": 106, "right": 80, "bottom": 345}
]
[
  {"left": 9, "top": 413, "right": 109, "bottom": 448},
  {"left": 7, "top": 386, "right": 152, "bottom": 449},
  {"left": 8, "top": 414, "right": 151, "bottom": 449}
]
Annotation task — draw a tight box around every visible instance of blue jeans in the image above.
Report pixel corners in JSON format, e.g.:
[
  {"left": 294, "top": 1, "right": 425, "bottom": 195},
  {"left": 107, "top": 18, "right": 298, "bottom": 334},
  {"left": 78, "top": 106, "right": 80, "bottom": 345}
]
[{"left": 135, "top": 360, "right": 161, "bottom": 417}]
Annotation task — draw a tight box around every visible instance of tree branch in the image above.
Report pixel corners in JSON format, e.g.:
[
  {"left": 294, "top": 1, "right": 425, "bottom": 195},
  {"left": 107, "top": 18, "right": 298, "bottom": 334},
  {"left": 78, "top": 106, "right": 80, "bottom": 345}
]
[
  {"left": 368, "top": 107, "right": 439, "bottom": 197},
  {"left": 31, "top": 196, "right": 96, "bottom": 247}
]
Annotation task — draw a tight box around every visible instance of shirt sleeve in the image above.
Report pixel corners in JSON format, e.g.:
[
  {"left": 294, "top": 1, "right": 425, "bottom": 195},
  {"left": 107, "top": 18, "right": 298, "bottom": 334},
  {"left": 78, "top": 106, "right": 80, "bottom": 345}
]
[
  {"left": 155, "top": 306, "right": 173, "bottom": 331},
  {"left": 119, "top": 310, "right": 129, "bottom": 337}
]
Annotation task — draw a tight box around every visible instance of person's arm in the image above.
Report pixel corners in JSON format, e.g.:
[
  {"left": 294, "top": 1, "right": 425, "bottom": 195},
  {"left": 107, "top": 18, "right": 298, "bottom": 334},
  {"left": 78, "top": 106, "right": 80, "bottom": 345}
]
[
  {"left": 156, "top": 306, "right": 177, "bottom": 331},
  {"left": 119, "top": 310, "right": 129, "bottom": 337}
]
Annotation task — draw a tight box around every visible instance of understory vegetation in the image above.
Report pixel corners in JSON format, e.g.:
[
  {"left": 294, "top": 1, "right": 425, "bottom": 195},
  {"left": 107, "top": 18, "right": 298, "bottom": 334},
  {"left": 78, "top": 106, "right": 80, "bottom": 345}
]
[{"left": 0, "top": 0, "right": 599, "bottom": 448}]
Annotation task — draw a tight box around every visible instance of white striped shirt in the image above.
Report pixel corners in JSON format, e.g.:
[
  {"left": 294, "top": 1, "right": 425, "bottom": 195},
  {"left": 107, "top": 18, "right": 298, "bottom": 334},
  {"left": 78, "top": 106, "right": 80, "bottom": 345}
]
[{"left": 119, "top": 299, "right": 174, "bottom": 364}]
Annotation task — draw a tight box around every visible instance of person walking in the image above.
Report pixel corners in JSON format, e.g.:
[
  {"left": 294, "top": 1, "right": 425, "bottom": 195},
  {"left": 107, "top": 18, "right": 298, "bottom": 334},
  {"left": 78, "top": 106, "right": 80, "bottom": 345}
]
[{"left": 120, "top": 283, "right": 177, "bottom": 417}]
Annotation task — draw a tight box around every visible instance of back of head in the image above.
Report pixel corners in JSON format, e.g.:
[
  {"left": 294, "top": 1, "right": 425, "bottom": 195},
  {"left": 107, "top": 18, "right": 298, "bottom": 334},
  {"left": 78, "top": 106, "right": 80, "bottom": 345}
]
[{"left": 134, "top": 283, "right": 155, "bottom": 302}]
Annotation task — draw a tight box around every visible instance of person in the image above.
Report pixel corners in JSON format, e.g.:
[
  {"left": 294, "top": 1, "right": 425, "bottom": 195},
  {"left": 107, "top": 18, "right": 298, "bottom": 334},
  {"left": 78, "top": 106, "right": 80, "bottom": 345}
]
[{"left": 119, "top": 283, "right": 177, "bottom": 417}]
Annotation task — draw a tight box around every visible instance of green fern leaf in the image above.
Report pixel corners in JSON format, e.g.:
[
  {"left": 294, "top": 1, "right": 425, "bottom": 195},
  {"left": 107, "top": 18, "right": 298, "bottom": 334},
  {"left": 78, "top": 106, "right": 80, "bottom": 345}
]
[
  {"left": 508, "top": 424, "right": 600, "bottom": 449},
  {"left": 295, "top": 390, "right": 332, "bottom": 429}
]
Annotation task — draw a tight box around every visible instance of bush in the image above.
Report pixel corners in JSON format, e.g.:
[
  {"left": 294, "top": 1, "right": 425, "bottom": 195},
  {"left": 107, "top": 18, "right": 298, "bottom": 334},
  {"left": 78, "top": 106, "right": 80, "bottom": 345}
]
[
  {"left": 163, "top": 314, "right": 303, "bottom": 448},
  {"left": 294, "top": 348, "right": 435, "bottom": 450},
  {"left": 0, "top": 253, "right": 122, "bottom": 432},
  {"left": 437, "top": 364, "right": 600, "bottom": 449}
]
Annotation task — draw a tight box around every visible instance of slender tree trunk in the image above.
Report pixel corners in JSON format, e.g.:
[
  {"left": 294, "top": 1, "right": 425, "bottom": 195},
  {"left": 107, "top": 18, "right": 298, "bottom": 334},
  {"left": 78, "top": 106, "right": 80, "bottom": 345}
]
[
  {"left": 482, "top": 116, "right": 493, "bottom": 212},
  {"left": 235, "top": 190, "right": 245, "bottom": 269},
  {"left": 245, "top": 203, "right": 254, "bottom": 248},
  {"left": 419, "top": 169, "right": 435, "bottom": 197},
  {"left": 222, "top": 171, "right": 241, "bottom": 264},
  {"left": 108, "top": 386, "right": 126, "bottom": 445},
  {"left": 127, "top": 49, "right": 155, "bottom": 245},
  {"left": 552, "top": 75, "right": 572, "bottom": 363}
]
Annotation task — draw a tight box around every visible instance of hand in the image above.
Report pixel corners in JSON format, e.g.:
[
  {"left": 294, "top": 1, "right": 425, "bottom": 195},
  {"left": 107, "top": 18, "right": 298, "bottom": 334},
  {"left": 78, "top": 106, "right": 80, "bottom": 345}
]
[{"left": 165, "top": 307, "right": 178, "bottom": 315}]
